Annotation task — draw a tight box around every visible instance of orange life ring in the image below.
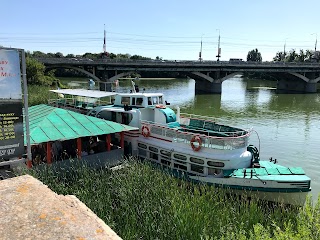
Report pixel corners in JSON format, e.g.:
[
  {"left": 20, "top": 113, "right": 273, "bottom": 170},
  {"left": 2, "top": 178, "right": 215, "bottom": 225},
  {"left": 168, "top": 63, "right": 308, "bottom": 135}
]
[
  {"left": 142, "top": 125, "right": 150, "bottom": 137},
  {"left": 190, "top": 135, "right": 202, "bottom": 151},
  {"left": 155, "top": 104, "right": 166, "bottom": 109}
]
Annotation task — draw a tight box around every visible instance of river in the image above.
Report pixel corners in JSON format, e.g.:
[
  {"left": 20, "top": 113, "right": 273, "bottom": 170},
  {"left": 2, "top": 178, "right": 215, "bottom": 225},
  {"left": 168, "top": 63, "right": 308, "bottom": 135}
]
[{"left": 69, "top": 77, "right": 320, "bottom": 202}]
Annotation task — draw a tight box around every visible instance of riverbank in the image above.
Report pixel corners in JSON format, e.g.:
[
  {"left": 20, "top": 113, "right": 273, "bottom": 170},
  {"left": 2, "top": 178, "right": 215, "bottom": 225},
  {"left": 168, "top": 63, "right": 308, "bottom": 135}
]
[{"left": 26, "top": 159, "right": 320, "bottom": 240}]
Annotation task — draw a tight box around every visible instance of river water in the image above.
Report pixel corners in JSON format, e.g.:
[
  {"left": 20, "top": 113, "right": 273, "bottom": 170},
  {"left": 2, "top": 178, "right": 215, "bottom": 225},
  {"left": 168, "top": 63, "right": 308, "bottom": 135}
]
[{"left": 68, "top": 77, "right": 320, "bottom": 201}]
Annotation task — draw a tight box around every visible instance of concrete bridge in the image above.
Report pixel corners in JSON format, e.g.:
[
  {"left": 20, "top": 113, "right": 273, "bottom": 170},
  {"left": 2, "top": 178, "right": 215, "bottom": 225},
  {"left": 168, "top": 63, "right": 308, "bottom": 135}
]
[{"left": 37, "top": 58, "right": 320, "bottom": 94}]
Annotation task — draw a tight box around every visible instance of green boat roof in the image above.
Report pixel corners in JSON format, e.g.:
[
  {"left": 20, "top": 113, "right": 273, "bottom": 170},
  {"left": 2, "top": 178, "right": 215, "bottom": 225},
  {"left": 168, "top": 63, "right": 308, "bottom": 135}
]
[{"left": 24, "top": 104, "right": 138, "bottom": 145}]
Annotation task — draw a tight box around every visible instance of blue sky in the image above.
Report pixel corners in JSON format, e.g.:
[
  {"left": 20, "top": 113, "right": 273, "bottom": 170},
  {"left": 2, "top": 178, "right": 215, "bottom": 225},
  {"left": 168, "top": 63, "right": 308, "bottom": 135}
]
[{"left": 1, "top": 0, "right": 319, "bottom": 61}]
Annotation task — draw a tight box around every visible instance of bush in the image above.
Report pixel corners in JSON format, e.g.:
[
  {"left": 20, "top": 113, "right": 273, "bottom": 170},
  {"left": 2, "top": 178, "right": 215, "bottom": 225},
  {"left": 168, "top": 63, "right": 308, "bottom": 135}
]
[{"left": 26, "top": 57, "right": 57, "bottom": 86}]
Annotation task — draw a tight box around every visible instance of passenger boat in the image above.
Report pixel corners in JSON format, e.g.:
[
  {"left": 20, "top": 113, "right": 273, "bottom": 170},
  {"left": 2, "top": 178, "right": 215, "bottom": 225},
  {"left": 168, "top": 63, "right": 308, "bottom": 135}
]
[{"left": 49, "top": 85, "right": 311, "bottom": 206}]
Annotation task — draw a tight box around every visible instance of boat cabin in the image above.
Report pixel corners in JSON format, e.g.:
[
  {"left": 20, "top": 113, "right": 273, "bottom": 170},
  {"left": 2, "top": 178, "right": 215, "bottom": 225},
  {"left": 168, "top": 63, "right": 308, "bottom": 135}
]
[
  {"left": 114, "top": 93, "right": 164, "bottom": 108},
  {"left": 88, "top": 92, "right": 176, "bottom": 128}
]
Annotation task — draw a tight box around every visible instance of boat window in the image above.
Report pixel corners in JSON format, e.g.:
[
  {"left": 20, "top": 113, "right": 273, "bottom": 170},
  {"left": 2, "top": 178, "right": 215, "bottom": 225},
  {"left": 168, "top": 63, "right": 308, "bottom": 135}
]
[
  {"left": 149, "top": 146, "right": 158, "bottom": 153},
  {"left": 159, "top": 96, "right": 163, "bottom": 104},
  {"left": 191, "top": 164, "right": 204, "bottom": 174},
  {"left": 190, "top": 157, "right": 204, "bottom": 165},
  {"left": 173, "top": 154, "right": 187, "bottom": 161},
  {"left": 138, "top": 149, "right": 147, "bottom": 157},
  {"left": 207, "top": 161, "right": 225, "bottom": 167},
  {"left": 161, "top": 159, "right": 171, "bottom": 166},
  {"left": 136, "top": 98, "right": 143, "bottom": 105},
  {"left": 174, "top": 159, "right": 186, "bottom": 165},
  {"left": 148, "top": 97, "right": 152, "bottom": 105},
  {"left": 208, "top": 168, "right": 222, "bottom": 175},
  {"left": 150, "top": 152, "right": 158, "bottom": 161},
  {"left": 131, "top": 98, "right": 136, "bottom": 105},
  {"left": 160, "top": 150, "right": 171, "bottom": 157},
  {"left": 121, "top": 97, "right": 130, "bottom": 105},
  {"left": 152, "top": 97, "right": 158, "bottom": 104},
  {"left": 174, "top": 163, "right": 187, "bottom": 171},
  {"left": 138, "top": 143, "right": 147, "bottom": 149}
]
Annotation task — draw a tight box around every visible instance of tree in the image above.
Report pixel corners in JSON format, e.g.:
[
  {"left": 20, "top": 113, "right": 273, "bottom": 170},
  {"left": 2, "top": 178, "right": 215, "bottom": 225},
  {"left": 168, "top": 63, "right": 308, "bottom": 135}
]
[
  {"left": 273, "top": 51, "right": 284, "bottom": 62},
  {"left": 305, "top": 50, "right": 313, "bottom": 62},
  {"left": 130, "top": 54, "right": 151, "bottom": 60},
  {"left": 296, "top": 49, "right": 306, "bottom": 62},
  {"left": 31, "top": 51, "right": 47, "bottom": 58},
  {"left": 286, "top": 49, "right": 298, "bottom": 62},
  {"left": 55, "top": 52, "right": 64, "bottom": 58},
  {"left": 26, "top": 57, "right": 57, "bottom": 86},
  {"left": 66, "top": 53, "right": 75, "bottom": 58},
  {"left": 247, "top": 49, "right": 262, "bottom": 62}
]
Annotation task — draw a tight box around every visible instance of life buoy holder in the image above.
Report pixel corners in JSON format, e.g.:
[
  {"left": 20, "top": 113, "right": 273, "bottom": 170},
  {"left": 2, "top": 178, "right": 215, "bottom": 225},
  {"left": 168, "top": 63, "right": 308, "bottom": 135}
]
[
  {"left": 142, "top": 126, "right": 150, "bottom": 137},
  {"left": 190, "top": 135, "right": 202, "bottom": 151},
  {"left": 155, "top": 104, "right": 166, "bottom": 109}
]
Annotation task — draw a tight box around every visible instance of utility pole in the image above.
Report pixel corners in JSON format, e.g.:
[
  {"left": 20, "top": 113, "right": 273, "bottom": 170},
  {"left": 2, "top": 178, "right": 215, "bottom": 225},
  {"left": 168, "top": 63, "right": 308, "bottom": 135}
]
[
  {"left": 199, "top": 34, "right": 203, "bottom": 62},
  {"left": 283, "top": 38, "right": 288, "bottom": 61},
  {"left": 103, "top": 24, "right": 107, "bottom": 57},
  {"left": 216, "top": 29, "right": 221, "bottom": 61},
  {"left": 311, "top": 33, "right": 317, "bottom": 52}
]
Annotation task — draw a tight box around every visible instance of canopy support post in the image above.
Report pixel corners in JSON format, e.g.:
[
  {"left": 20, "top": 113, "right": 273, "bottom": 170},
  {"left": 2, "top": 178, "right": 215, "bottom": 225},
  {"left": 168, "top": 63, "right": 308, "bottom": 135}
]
[
  {"left": 47, "top": 142, "right": 52, "bottom": 164},
  {"left": 77, "top": 138, "right": 82, "bottom": 159},
  {"left": 106, "top": 134, "right": 111, "bottom": 151},
  {"left": 120, "top": 132, "right": 124, "bottom": 149}
]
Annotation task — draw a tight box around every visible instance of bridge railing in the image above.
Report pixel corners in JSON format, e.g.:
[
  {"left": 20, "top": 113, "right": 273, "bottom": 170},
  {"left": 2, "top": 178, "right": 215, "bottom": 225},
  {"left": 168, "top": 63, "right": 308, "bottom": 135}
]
[{"left": 37, "top": 57, "right": 320, "bottom": 67}]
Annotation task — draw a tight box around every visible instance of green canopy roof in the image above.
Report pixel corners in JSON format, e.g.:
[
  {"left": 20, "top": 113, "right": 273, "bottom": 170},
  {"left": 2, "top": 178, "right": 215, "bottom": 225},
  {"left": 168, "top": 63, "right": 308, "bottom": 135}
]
[{"left": 24, "top": 104, "right": 138, "bottom": 145}]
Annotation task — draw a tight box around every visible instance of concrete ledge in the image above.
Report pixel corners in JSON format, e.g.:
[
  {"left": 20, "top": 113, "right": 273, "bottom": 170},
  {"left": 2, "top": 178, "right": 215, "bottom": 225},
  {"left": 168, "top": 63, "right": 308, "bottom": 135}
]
[{"left": 0, "top": 175, "right": 121, "bottom": 240}]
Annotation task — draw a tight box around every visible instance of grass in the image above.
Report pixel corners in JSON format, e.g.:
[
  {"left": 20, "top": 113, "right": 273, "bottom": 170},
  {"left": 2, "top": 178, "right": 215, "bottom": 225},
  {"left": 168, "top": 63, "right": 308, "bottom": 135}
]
[{"left": 26, "top": 158, "right": 320, "bottom": 240}]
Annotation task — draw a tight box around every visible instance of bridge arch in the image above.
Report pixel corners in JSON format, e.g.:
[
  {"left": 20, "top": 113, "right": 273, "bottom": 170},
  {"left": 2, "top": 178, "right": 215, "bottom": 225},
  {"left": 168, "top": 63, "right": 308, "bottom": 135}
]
[
  {"left": 46, "top": 65, "right": 101, "bottom": 82},
  {"left": 108, "top": 71, "right": 135, "bottom": 82},
  {"left": 189, "top": 72, "right": 214, "bottom": 82},
  {"left": 288, "top": 72, "right": 309, "bottom": 82},
  {"left": 312, "top": 76, "right": 320, "bottom": 83},
  {"left": 220, "top": 72, "right": 243, "bottom": 82}
]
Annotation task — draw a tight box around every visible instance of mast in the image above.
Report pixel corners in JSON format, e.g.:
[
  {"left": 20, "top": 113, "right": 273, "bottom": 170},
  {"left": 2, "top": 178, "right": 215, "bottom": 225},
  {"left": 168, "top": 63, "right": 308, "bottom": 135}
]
[{"left": 103, "top": 24, "right": 106, "bottom": 55}]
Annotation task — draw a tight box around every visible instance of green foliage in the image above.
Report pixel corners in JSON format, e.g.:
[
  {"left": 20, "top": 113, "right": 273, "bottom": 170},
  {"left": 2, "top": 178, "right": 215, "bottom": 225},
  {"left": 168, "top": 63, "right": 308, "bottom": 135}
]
[
  {"left": 108, "top": 52, "right": 117, "bottom": 59},
  {"left": 65, "top": 53, "right": 75, "bottom": 58},
  {"left": 25, "top": 160, "right": 319, "bottom": 240},
  {"left": 26, "top": 57, "right": 57, "bottom": 86},
  {"left": 247, "top": 49, "right": 262, "bottom": 62},
  {"left": 273, "top": 49, "right": 316, "bottom": 62},
  {"left": 27, "top": 84, "right": 52, "bottom": 106},
  {"left": 130, "top": 54, "right": 151, "bottom": 60},
  {"left": 54, "top": 52, "right": 64, "bottom": 58}
]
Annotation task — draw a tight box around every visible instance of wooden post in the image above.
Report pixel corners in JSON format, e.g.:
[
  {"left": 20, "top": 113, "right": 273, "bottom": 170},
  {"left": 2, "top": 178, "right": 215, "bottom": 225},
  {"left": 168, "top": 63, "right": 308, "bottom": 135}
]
[
  {"left": 106, "top": 134, "right": 111, "bottom": 152},
  {"left": 47, "top": 142, "right": 52, "bottom": 164},
  {"left": 26, "top": 159, "right": 32, "bottom": 168},
  {"left": 77, "top": 138, "right": 82, "bottom": 159},
  {"left": 120, "top": 132, "right": 124, "bottom": 149}
]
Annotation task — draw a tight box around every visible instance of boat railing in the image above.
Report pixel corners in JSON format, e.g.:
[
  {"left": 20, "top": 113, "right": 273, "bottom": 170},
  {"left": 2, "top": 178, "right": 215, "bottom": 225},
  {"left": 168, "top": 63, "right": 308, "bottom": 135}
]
[
  {"left": 141, "top": 120, "right": 250, "bottom": 150},
  {"left": 179, "top": 114, "right": 245, "bottom": 135},
  {"left": 180, "top": 113, "right": 217, "bottom": 123},
  {"left": 48, "top": 98, "right": 111, "bottom": 110}
]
